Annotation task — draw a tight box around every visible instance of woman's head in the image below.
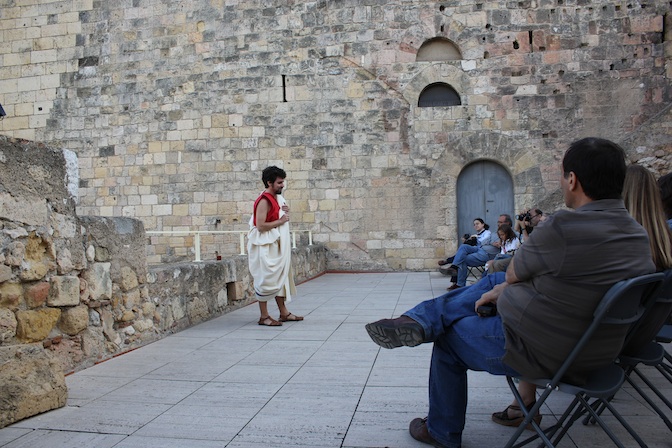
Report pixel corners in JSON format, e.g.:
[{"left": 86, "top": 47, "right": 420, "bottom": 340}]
[
  {"left": 497, "top": 224, "right": 516, "bottom": 242},
  {"left": 473, "top": 218, "right": 489, "bottom": 232},
  {"left": 623, "top": 165, "right": 672, "bottom": 270}
]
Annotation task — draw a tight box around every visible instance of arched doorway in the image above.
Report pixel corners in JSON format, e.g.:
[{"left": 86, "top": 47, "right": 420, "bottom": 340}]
[{"left": 456, "top": 161, "right": 514, "bottom": 239}]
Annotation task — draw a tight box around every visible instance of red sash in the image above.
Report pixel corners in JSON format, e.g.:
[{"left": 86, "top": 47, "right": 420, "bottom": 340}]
[{"left": 253, "top": 192, "right": 280, "bottom": 226}]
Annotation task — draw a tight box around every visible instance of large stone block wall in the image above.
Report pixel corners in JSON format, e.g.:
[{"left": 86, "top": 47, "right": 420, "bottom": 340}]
[{"left": 1, "top": 0, "right": 671, "bottom": 270}]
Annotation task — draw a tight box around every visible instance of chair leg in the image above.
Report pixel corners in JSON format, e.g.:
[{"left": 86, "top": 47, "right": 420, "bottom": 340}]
[
  {"left": 581, "top": 395, "right": 609, "bottom": 426},
  {"left": 546, "top": 395, "right": 585, "bottom": 447},
  {"left": 557, "top": 392, "right": 648, "bottom": 448},
  {"left": 661, "top": 351, "right": 672, "bottom": 375},
  {"left": 586, "top": 396, "right": 648, "bottom": 448},
  {"left": 630, "top": 367, "right": 672, "bottom": 431},
  {"left": 503, "top": 378, "right": 557, "bottom": 448},
  {"left": 655, "top": 356, "right": 672, "bottom": 382}
]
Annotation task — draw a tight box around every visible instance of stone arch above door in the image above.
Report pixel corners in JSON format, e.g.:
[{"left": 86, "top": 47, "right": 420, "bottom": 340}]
[{"left": 428, "top": 132, "right": 547, "bottom": 245}]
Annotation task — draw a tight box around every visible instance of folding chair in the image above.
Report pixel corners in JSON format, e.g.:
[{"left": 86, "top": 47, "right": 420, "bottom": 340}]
[
  {"left": 503, "top": 272, "right": 664, "bottom": 448},
  {"left": 467, "top": 264, "right": 485, "bottom": 279},
  {"left": 585, "top": 269, "right": 672, "bottom": 434}
]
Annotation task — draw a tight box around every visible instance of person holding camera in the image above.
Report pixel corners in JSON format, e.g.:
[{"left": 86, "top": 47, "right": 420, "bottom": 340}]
[
  {"left": 487, "top": 210, "right": 545, "bottom": 274},
  {"left": 515, "top": 208, "right": 543, "bottom": 241},
  {"left": 442, "top": 218, "right": 498, "bottom": 291}
]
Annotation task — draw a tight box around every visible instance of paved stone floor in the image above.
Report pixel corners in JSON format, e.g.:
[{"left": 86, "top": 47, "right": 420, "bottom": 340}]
[{"left": 1, "top": 272, "right": 670, "bottom": 447}]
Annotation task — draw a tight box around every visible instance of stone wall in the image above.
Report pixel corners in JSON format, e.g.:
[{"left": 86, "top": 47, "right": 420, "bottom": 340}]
[
  {"left": 0, "top": 137, "right": 327, "bottom": 427},
  {"left": 0, "top": 137, "right": 79, "bottom": 427},
  {"left": 0, "top": 0, "right": 671, "bottom": 270},
  {"left": 149, "top": 244, "right": 327, "bottom": 334},
  {"left": 0, "top": 135, "right": 165, "bottom": 375}
]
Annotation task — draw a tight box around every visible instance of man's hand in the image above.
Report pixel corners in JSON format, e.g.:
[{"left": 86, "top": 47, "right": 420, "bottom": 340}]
[
  {"left": 474, "top": 282, "right": 507, "bottom": 311},
  {"left": 282, "top": 204, "right": 290, "bottom": 212}
]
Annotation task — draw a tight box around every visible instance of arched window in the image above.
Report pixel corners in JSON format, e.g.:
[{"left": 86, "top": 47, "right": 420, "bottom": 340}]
[
  {"left": 416, "top": 38, "right": 462, "bottom": 62},
  {"left": 418, "top": 83, "right": 461, "bottom": 107}
]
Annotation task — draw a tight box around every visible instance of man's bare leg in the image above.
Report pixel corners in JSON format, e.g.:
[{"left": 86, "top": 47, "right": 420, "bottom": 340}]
[
  {"left": 258, "top": 300, "right": 281, "bottom": 326},
  {"left": 514, "top": 381, "right": 537, "bottom": 408},
  {"left": 492, "top": 380, "right": 541, "bottom": 428},
  {"left": 276, "top": 296, "right": 303, "bottom": 321}
]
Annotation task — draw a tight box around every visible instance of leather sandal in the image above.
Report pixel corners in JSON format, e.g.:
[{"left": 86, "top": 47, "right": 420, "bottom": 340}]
[
  {"left": 258, "top": 316, "right": 282, "bottom": 326},
  {"left": 492, "top": 402, "right": 542, "bottom": 430},
  {"left": 279, "top": 313, "right": 304, "bottom": 322}
]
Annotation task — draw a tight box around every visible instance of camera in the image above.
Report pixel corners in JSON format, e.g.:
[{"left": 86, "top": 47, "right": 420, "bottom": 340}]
[
  {"left": 516, "top": 212, "right": 531, "bottom": 222},
  {"left": 476, "top": 303, "right": 497, "bottom": 317},
  {"left": 463, "top": 234, "right": 477, "bottom": 246}
]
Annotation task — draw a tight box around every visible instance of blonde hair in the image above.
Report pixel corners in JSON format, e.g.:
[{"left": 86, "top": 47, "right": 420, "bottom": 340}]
[{"left": 623, "top": 165, "right": 672, "bottom": 270}]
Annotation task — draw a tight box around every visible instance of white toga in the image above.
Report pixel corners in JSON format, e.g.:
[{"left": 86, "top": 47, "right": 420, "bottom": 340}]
[{"left": 247, "top": 194, "right": 296, "bottom": 302}]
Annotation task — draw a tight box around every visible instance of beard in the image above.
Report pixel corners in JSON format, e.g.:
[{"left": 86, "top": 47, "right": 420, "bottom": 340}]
[{"left": 275, "top": 187, "right": 283, "bottom": 194}]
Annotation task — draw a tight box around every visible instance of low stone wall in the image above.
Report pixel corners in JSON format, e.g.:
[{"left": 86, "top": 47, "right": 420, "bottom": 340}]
[{"left": 148, "top": 244, "right": 328, "bottom": 334}]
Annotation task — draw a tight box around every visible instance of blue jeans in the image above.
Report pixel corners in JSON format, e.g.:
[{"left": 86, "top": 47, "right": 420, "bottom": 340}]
[
  {"left": 452, "top": 244, "right": 490, "bottom": 287},
  {"left": 403, "top": 273, "right": 519, "bottom": 448}
]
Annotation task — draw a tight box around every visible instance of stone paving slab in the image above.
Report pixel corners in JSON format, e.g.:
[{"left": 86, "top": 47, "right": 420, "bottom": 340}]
[{"left": 0, "top": 272, "right": 670, "bottom": 448}]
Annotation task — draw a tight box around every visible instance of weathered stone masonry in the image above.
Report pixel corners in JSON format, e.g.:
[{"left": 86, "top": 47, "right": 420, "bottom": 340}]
[
  {"left": 0, "top": 137, "right": 327, "bottom": 427},
  {"left": 0, "top": 0, "right": 671, "bottom": 271}
]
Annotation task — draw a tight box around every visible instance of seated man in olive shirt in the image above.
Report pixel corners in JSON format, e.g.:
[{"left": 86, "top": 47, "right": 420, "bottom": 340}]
[{"left": 365, "top": 137, "right": 655, "bottom": 448}]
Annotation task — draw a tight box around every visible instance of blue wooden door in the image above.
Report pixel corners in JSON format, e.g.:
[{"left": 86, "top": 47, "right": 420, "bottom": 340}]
[{"left": 456, "top": 161, "right": 514, "bottom": 239}]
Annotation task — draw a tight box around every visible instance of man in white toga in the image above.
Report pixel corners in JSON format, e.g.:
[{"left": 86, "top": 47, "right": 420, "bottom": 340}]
[{"left": 247, "top": 166, "right": 303, "bottom": 326}]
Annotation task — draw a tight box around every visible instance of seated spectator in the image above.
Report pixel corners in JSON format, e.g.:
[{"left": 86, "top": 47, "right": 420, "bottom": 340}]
[
  {"left": 442, "top": 218, "right": 498, "bottom": 290},
  {"left": 514, "top": 208, "right": 543, "bottom": 242},
  {"left": 441, "top": 214, "right": 512, "bottom": 286},
  {"left": 364, "top": 137, "right": 655, "bottom": 448},
  {"left": 439, "top": 214, "right": 512, "bottom": 268},
  {"left": 493, "top": 163, "right": 672, "bottom": 429},
  {"left": 658, "top": 172, "right": 672, "bottom": 230},
  {"left": 488, "top": 209, "right": 544, "bottom": 274},
  {"left": 484, "top": 224, "right": 519, "bottom": 273},
  {"left": 621, "top": 165, "right": 672, "bottom": 351},
  {"left": 489, "top": 214, "right": 513, "bottom": 252}
]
